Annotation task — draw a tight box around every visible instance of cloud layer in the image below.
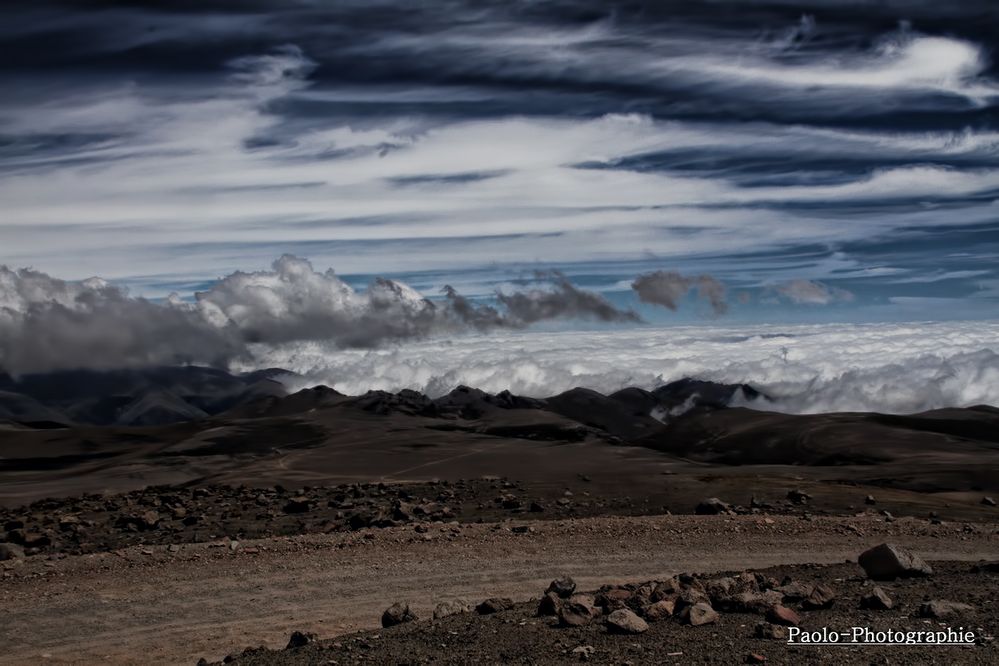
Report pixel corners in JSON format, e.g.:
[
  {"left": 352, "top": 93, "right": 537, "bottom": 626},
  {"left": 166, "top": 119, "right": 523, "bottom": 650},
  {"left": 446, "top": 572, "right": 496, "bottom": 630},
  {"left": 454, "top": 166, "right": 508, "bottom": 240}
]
[{"left": 252, "top": 321, "right": 999, "bottom": 415}]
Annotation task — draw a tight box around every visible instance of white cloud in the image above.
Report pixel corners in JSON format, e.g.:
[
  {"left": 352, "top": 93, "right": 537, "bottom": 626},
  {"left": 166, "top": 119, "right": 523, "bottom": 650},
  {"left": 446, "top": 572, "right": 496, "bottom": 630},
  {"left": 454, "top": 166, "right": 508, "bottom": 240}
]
[{"left": 247, "top": 321, "right": 999, "bottom": 415}]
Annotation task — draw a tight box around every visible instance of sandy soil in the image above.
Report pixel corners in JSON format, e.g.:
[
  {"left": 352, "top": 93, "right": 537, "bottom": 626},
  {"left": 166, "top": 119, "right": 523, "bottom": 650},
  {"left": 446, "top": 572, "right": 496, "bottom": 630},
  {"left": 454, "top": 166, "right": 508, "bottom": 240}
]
[{"left": 2, "top": 513, "right": 996, "bottom": 665}]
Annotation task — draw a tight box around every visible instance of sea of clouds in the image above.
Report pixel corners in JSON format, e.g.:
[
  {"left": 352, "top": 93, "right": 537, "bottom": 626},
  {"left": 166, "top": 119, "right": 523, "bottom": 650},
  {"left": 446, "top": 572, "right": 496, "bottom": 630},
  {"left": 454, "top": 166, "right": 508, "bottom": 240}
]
[{"left": 247, "top": 321, "right": 999, "bottom": 415}]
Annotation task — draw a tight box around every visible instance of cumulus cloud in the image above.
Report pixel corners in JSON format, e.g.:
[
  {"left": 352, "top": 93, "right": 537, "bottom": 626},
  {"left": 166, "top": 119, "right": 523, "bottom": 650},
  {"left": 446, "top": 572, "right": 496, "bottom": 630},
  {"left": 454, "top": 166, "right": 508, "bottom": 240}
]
[
  {"left": 497, "top": 271, "right": 641, "bottom": 325},
  {"left": 0, "top": 267, "right": 242, "bottom": 375},
  {"left": 773, "top": 280, "right": 854, "bottom": 305},
  {"left": 0, "top": 257, "right": 644, "bottom": 373},
  {"left": 631, "top": 270, "right": 728, "bottom": 314}
]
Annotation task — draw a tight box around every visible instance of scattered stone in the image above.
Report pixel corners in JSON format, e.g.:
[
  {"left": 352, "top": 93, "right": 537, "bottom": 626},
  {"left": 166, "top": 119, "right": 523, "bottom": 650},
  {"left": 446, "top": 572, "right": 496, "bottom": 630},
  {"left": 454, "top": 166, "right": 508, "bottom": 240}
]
[
  {"left": 546, "top": 575, "right": 577, "bottom": 599},
  {"left": 918, "top": 600, "right": 975, "bottom": 619},
  {"left": 864, "top": 495, "right": 877, "bottom": 505},
  {"left": 595, "top": 587, "right": 632, "bottom": 612},
  {"left": 285, "top": 631, "right": 317, "bottom": 649},
  {"left": 282, "top": 497, "right": 311, "bottom": 514},
  {"left": 983, "top": 496, "right": 997, "bottom": 507},
  {"left": 476, "top": 597, "right": 514, "bottom": 614},
  {"left": 801, "top": 583, "right": 836, "bottom": 610},
  {"left": 684, "top": 602, "right": 720, "bottom": 626},
  {"left": 606, "top": 608, "right": 648, "bottom": 634},
  {"left": 695, "top": 498, "right": 731, "bottom": 515},
  {"left": 765, "top": 605, "right": 801, "bottom": 627},
  {"left": 858, "top": 543, "right": 933, "bottom": 580},
  {"left": 786, "top": 489, "right": 811, "bottom": 505},
  {"left": 0, "top": 543, "right": 25, "bottom": 561},
  {"left": 571, "top": 645, "right": 595, "bottom": 661},
  {"left": 745, "top": 654, "right": 767, "bottom": 664},
  {"left": 433, "top": 599, "right": 471, "bottom": 620},
  {"left": 529, "top": 501, "right": 546, "bottom": 513},
  {"left": 859, "top": 587, "right": 893, "bottom": 610},
  {"left": 381, "top": 602, "right": 417, "bottom": 627},
  {"left": 559, "top": 595, "right": 598, "bottom": 627},
  {"left": 754, "top": 622, "right": 787, "bottom": 640}
]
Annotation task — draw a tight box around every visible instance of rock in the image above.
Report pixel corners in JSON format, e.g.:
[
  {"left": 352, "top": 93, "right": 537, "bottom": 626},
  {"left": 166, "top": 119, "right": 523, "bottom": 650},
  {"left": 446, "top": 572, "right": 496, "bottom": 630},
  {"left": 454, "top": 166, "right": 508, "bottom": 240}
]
[
  {"left": 537, "top": 592, "right": 562, "bottom": 617},
  {"left": 642, "top": 599, "right": 676, "bottom": 621},
  {"left": 652, "top": 577, "right": 681, "bottom": 600},
  {"left": 754, "top": 622, "right": 787, "bottom": 640},
  {"left": 433, "top": 599, "right": 471, "bottom": 619},
  {"left": 745, "top": 654, "right": 767, "bottom": 664},
  {"left": 918, "top": 600, "right": 975, "bottom": 619},
  {"left": 765, "top": 605, "right": 801, "bottom": 627},
  {"left": 858, "top": 543, "right": 933, "bottom": 580},
  {"left": 529, "top": 501, "right": 546, "bottom": 513},
  {"left": 476, "top": 597, "right": 514, "bottom": 614},
  {"left": 982, "top": 496, "right": 997, "bottom": 507},
  {"left": 606, "top": 608, "right": 648, "bottom": 634},
  {"left": 801, "top": 583, "right": 836, "bottom": 610},
  {"left": 719, "top": 590, "right": 782, "bottom": 614},
  {"left": 864, "top": 495, "right": 877, "bottom": 505},
  {"left": 381, "top": 602, "right": 417, "bottom": 627},
  {"left": 695, "top": 498, "right": 731, "bottom": 515},
  {"left": 285, "top": 631, "right": 317, "bottom": 649},
  {"left": 859, "top": 587, "right": 893, "bottom": 610},
  {"left": 775, "top": 580, "right": 810, "bottom": 601},
  {"left": 559, "top": 595, "right": 598, "bottom": 627},
  {"left": 595, "top": 587, "right": 632, "bottom": 612},
  {"left": 0, "top": 543, "right": 25, "bottom": 560},
  {"left": 786, "top": 489, "right": 811, "bottom": 505},
  {"left": 571, "top": 645, "right": 595, "bottom": 661},
  {"left": 546, "top": 575, "right": 577, "bottom": 599},
  {"left": 282, "top": 497, "right": 311, "bottom": 514},
  {"left": 684, "top": 602, "right": 719, "bottom": 626}
]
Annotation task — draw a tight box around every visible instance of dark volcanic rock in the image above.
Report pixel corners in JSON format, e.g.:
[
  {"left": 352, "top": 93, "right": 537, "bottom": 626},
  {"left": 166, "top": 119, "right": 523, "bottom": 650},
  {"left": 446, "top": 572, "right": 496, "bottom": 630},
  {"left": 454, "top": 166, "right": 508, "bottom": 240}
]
[
  {"left": 683, "top": 602, "right": 720, "bottom": 626},
  {"left": 537, "top": 592, "right": 562, "bottom": 617},
  {"left": 476, "top": 597, "right": 514, "bottom": 614},
  {"left": 859, "top": 587, "right": 893, "bottom": 610},
  {"left": 606, "top": 608, "right": 649, "bottom": 634},
  {"left": 918, "top": 600, "right": 975, "bottom": 618},
  {"left": 284, "top": 631, "right": 316, "bottom": 649},
  {"left": 282, "top": 497, "right": 311, "bottom": 514},
  {"left": 755, "top": 622, "right": 787, "bottom": 640},
  {"left": 858, "top": 543, "right": 933, "bottom": 580},
  {"left": 765, "top": 605, "right": 801, "bottom": 627},
  {"left": 559, "top": 595, "right": 598, "bottom": 627},
  {"left": 801, "top": 583, "right": 836, "bottom": 610},
  {"left": 546, "top": 575, "right": 577, "bottom": 599},
  {"left": 381, "top": 602, "right": 418, "bottom": 627},
  {"left": 0, "top": 542, "right": 25, "bottom": 560}
]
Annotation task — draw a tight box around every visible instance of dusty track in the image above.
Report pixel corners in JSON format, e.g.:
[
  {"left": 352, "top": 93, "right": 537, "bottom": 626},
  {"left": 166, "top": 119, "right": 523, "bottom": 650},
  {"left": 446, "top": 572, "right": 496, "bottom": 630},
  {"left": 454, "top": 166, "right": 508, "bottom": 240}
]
[{"left": 1, "top": 513, "right": 996, "bottom": 665}]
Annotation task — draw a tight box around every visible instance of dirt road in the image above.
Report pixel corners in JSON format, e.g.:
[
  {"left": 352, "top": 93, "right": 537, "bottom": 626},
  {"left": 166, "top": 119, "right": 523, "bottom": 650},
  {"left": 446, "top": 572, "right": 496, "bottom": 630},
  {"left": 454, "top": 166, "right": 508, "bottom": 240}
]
[{"left": 1, "top": 513, "right": 995, "bottom": 665}]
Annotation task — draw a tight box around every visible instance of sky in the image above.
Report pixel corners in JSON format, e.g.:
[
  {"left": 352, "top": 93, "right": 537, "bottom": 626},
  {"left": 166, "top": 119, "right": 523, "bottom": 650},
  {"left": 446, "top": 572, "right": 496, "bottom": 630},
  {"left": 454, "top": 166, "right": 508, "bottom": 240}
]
[{"left": 2, "top": 0, "right": 999, "bottom": 377}]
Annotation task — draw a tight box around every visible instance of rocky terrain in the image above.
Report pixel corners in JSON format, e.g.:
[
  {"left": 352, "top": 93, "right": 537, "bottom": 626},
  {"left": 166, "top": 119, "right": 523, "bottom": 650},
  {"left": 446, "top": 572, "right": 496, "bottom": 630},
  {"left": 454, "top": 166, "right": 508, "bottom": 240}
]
[
  {"left": 2, "top": 367, "right": 998, "bottom": 664},
  {"left": 207, "top": 556, "right": 998, "bottom": 665}
]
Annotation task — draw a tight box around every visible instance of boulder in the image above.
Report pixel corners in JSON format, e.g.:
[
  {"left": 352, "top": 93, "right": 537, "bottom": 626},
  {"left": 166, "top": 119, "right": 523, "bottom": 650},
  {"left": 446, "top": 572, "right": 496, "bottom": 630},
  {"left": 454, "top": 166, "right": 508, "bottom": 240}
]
[
  {"left": 695, "top": 498, "right": 731, "bottom": 515},
  {"left": 858, "top": 543, "right": 933, "bottom": 580},
  {"left": 606, "top": 608, "right": 648, "bottom": 634},
  {"left": 381, "top": 602, "right": 418, "bottom": 627},
  {"left": 559, "top": 595, "right": 598, "bottom": 627},
  {"left": 285, "top": 631, "right": 316, "bottom": 649},
  {"left": 918, "top": 600, "right": 974, "bottom": 619},
  {"left": 476, "top": 597, "right": 514, "bottom": 614},
  {"left": 642, "top": 598, "right": 676, "bottom": 621},
  {"left": 537, "top": 592, "right": 562, "bottom": 617},
  {"left": 546, "top": 575, "right": 577, "bottom": 599},
  {"left": 801, "top": 583, "right": 836, "bottom": 610},
  {"left": 684, "top": 602, "right": 719, "bottom": 626},
  {"left": 765, "top": 605, "right": 801, "bottom": 627},
  {"left": 433, "top": 599, "right": 471, "bottom": 619},
  {"left": 859, "top": 587, "right": 893, "bottom": 610},
  {"left": 0, "top": 542, "right": 25, "bottom": 561}
]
